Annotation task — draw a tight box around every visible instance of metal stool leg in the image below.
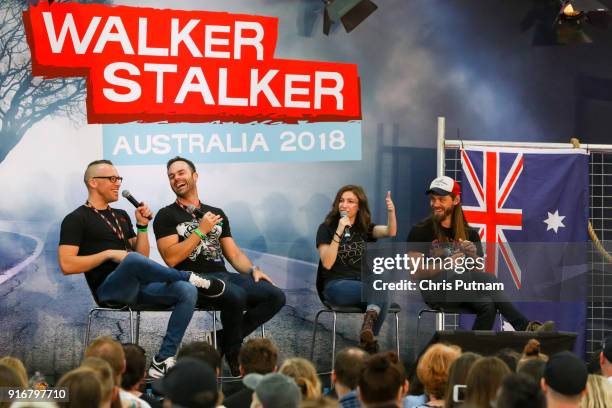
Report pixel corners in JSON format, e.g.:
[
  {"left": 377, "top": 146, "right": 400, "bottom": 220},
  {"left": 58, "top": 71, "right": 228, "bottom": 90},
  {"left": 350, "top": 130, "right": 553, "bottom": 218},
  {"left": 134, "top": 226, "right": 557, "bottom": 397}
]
[
  {"left": 135, "top": 311, "right": 141, "bottom": 345},
  {"left": 212, "top": 311, "right": 218, "bottom": 350},
  {"left": 394, "top": 312, "right": 400, "bottom": 357},
  {"left": 261, "top": 324, "right": 266, "bottom": 338},
  {"left": 85, "top": 309, "right": 96, "bottom": 348},
  {"left": 310, "top": 310, "right": 326, "bottom": 361},
  {"left": 128, "top": 309, "right": 135, "bottom": 343},
  {"left": 331, "top": 311, "right": 338, "bottom": 372}
]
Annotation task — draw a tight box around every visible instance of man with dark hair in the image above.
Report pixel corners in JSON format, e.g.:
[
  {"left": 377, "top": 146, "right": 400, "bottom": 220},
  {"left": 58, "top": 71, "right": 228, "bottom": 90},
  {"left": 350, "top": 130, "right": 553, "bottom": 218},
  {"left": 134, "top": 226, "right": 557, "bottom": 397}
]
[
  {"left": 59, "top": 160, "right": 225, "bottom": 379},
  {"left": 333, "top": 347, "right": 367, "bottom": 408},
  {"left": 358, "top": 352, "right": 408, "bottom": 408},
  {"left": 540, "top": 351, "right": 588, "bottom": 408},
  {"left": 153, "top": 358, "right": 219, "bottom": 408},
  {"left": 599, "top": 333, "right": 612, "bottom": 381},
  {"left": 496, "top": 373, "right": 545, "bottom": 408},
  {"left": 177, "top": 341, "right": 222, "bottom": 377},
  {"left": 406, "top": 176, "right": 553, "bottom": 331},
  {"left": 154, "top": 157, "right": 286, "bottom": 376},
  {"left": 223, "top": 338, "right": 279, "bottom": 408},
  {"left": 122, "top": 343, "right": 162, "bottom": 408}
]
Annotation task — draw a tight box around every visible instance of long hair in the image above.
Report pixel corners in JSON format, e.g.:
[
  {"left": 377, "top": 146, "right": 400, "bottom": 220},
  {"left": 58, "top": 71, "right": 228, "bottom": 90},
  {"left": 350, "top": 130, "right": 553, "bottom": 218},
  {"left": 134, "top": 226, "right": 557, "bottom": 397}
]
[
  {"left": 432, "top": 193, "right": 470, "bottom": 242},
  {"left": 464, "top": 357, "right": 511, "bottom": 408},
  {"left": 324, "top": 185, "right": 371, "bottom": 232},
  {"left": 279, "top": 357, "right": 322, "bottom": 400}
]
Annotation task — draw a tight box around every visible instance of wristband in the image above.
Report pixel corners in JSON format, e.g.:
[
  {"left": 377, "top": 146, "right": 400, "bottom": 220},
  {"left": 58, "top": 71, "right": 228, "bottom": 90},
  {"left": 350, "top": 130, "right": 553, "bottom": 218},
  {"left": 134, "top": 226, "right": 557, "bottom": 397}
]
[
  {"left": 332, "top": 238, "right": 340, "bottom": 244},
  {"left": 335, "top": 232, "right": 343, "bottom": 240},
  {"left": 193, "top": 228, "right": 206, "bottom": 240},
  {"left": 137, "top": 227, "right": 148, "bottom": 233},
  {"left": 136, "top": 224, "right": 148, "bottom": 233}
]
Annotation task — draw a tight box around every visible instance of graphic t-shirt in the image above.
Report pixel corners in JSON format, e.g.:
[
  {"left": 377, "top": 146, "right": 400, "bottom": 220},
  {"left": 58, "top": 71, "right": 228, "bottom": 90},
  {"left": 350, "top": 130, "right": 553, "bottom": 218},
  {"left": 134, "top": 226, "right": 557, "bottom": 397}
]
[
  {"left": 59, "top": 205, "right": 136, "bottom": 292},
  {"left": 406, "top": 217, "right": 482, "bottom": 254},
  {"left": 153, "top": 202, "right": 231, "bottom": 273},
  {"left": 316, "top": 222, "right": 376, "bottom": 285}
]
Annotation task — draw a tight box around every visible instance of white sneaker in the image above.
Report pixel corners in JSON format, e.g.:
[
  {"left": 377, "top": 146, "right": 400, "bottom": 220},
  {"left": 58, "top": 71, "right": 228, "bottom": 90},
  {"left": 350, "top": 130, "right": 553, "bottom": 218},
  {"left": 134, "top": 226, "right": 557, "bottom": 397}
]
[
  {"left": 148, "top": 355, "right": 176, "bottom": 379},
  {"left": 188, "top": 273, "right": 225, "bottom": 298}
]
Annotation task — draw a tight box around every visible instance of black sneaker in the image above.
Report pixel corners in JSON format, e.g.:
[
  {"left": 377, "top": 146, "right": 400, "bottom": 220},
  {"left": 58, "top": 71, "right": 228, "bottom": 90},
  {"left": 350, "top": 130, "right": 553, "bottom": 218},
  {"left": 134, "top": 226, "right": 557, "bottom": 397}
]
[
  {"left": 148, "top": 355, "right": 176, "bottom": 379},
  {"left": 188, "top": 273, "right": 226, "bottom": 298}
]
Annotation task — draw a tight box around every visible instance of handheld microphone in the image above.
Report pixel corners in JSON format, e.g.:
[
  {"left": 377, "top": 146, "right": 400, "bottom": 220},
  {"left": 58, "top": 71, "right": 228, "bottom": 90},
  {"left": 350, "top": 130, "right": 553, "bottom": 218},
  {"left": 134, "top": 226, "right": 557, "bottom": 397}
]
[
  {"left": 187, "top": 204, "right": 224, "bottom": 227},
  {"left": 121, "top": 190, "right": 152, "bottom": 220},
  {"left": 340, "top": 210, "right": 351, "bottom": 239},
  {"left": 186, "top": 204, "right": 205, "bottom": 219}
]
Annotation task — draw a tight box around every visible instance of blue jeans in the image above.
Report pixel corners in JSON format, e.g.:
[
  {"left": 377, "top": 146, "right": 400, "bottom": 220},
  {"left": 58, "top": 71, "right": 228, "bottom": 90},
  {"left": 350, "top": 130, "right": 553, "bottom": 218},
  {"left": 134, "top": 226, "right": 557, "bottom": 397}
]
[
  {"left": 323, "top": 278, "right": 389, "bottom": 335},
  {"left": 96, "top": 252, "right": 197, "bottom": 360},
  {"left": 196, "top": 271, "right": 286, "bottom": 353}
]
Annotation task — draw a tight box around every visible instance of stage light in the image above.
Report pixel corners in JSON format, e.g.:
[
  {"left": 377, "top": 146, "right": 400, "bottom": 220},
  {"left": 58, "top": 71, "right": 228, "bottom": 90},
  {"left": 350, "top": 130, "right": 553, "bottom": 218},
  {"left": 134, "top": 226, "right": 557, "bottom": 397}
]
[
  {"left": 323, "top": 0, "right": 378, "bottom": 35},
  {"left": 521, "top": 0, "right": 610, "bottom": 45}
]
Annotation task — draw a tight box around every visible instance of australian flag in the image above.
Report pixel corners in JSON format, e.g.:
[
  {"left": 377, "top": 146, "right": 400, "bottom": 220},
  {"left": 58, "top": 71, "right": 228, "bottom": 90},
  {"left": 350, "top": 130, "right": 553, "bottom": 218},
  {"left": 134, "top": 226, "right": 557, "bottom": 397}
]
[{"left": 460, "top": 147, "right": 589, "bottom": 354}]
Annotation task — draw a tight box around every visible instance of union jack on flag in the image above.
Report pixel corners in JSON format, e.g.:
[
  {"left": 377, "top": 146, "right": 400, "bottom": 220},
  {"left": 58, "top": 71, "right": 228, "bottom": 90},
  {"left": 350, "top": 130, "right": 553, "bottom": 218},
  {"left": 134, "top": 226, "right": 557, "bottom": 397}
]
[{"left": 460, "top": 147, "right": 589, "bottom": 289}]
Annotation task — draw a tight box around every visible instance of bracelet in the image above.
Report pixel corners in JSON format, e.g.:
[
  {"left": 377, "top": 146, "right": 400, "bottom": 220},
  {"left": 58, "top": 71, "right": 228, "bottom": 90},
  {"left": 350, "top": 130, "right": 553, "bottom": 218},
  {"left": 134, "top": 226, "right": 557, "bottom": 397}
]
[
  {"left": 335, "top": 232, "right": 342, "bottom": 239},
  {"left": 193, "top": 229, "right": 205, "bottom": 240},
  {"left": 248, "top": 265, "right": 259, "bottom": 274},
  {"left": 137, "top": 227, "right": 148, "bottom": 233},
  {"left": 136, "top": 224, "right": 148, "bottom": 230},
  {"left": 332, "top": 238, "right": 340, "bottom": 244}
]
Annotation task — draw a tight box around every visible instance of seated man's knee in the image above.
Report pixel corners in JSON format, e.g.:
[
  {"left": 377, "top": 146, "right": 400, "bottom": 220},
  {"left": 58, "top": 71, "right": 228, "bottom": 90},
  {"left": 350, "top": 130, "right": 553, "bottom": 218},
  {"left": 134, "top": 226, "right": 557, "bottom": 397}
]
[
  {"left": 473, "top": 301, "right": 497, "bottom": 317},
  {"left": 174, "top": 281, "right": 198, "bottom": 305}
]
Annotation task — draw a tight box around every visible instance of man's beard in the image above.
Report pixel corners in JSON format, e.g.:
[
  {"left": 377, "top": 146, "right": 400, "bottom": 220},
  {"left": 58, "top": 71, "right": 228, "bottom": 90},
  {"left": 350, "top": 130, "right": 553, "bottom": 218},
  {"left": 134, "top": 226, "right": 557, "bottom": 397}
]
[{"left": 431, "top": 206, "right": 453, "bottom": 223}]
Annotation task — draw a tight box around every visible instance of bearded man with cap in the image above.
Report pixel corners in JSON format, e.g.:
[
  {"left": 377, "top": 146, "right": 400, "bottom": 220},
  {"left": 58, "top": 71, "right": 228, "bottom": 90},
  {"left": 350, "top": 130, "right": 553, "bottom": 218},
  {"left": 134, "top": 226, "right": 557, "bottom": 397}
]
[
  {"left": 406, "top": 176, "right": 554, "bottom": 331},
  {"left": 541, "top": 351, "right": 588, "bottom": 408}
]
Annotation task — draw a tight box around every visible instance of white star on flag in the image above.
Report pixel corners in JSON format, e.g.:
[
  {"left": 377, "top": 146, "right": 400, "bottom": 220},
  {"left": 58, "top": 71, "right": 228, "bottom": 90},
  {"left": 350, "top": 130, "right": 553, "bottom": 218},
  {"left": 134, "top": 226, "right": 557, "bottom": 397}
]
[{"left": 543, "top": 210, "right": 566, "bottom": 233}]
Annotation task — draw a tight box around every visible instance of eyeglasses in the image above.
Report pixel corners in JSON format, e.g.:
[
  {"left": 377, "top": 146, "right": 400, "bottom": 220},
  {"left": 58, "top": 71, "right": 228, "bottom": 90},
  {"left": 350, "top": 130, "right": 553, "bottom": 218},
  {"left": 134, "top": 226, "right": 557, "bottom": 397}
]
[{"left": 92, "top": 176, "right": 123, "bottom": 183}]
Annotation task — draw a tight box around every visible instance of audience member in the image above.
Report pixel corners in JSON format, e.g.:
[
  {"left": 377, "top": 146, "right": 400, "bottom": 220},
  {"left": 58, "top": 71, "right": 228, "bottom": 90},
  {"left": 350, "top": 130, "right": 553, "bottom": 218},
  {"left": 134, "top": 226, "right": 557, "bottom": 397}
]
[
  {"left": 358, "top": 352, "right": 408, "bottom": 408},
  {"left": 80, "top": 357, "right": 119, "bottom": 408},
  {"left": 0, "top": 364, "right": 25, "bottom": 408},
  {"left": 541, "top": 351, "right": 588, "bottom": 408},
  {"left": 300, "top": 397, "right": 340, "bottom": 408},
  {"left": 243, "top": 372, "right": 302, "bottom": 408},
  {"left": 517, "top": 339, "right": 548, "bottom": 368},
  {"left": 279, "top": 357, "right": 322, "bottom": 400},
  {"left": 224, "top": 338, "right": 279, "bottom": 408},
  {"left": 177, "top": 341, "right": 222, "bottom": 376},
  {"left": 464, "top": 356, "right": 510, "bottom": 408},
  {"left": 153, "top": 357, "right": 218, "bottom": 408},
  {"left": 414, "top": 344, "right": 460, "bottom": 407},
  {"left": 85, "top": 336, "right": 150, "bottom": 408},
  {"left": 0, "top": 356, "right": 28, "bottom": 387},
  {"left": 580, "top": 374, "right": 612, "bottom": 408},
  {"left": 495, "top": 373, "right": 545, "bottom": 408},
  {"left": 599, "top": 334, "right": 612, "bottom": 381},
  {"left": 122, "top": 343, "right": 161, "bottom": 408},
  {"left": 443, "top": 352, "right": 481, "bottom": 408},
  {"left": 57, "top": 366, "right": 105, "bottom": 408},
  {"left": 332, "top": 347, "right": 368, "bottom": 408},
  {"left": 517, "top": 358, "right": 546, "bottom": 383},
  {"left": 495, "top": 348, "right": 520, "bottom": 372}
]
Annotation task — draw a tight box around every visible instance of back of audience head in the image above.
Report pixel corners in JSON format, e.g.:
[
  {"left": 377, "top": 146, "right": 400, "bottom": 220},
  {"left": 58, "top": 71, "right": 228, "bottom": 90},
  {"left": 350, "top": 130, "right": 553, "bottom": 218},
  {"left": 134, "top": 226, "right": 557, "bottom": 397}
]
[
  {"left": 154, "top": 357, "right": 218, "bottom": 408},
  {"left": 279, "top": 357, "right": 321, "bottom": 400},
  {"left": 444, "top": 351, "right": 481, "bottom": 408},
  {"left": 0, "top": 356, "right": 28, "bottom": 387},
  {"left": 464, "top": 356, "right": 511, "bottom": 408},
  {"left": 495, "top": 373, "right": 545, "bottom": 408},
  {"left": 177, "top": 341, "right": 222, "bottom": 376},
  {"left": 541, "top": 351, "right": 588, "bottom": 407},
  {"left": 333, "top": 347, "right": 367, "bottom": 392},
  {"left": 580, "top": 374, "right": 612, "bottom": 408},
  {"left": 57, "top": 367, "right": 104, "bottom": 408},
  {"left": 299, "top": 396, "right": 340, "bottom": 408},
  {"left": 358, "top": 352, "right": 408, "bottom": 407},
  {"left": 0, "top": 364, "right": 25, "bottom": 408},
  {"left": 84, "top": 336, "right": 126, "bottom": 386},
  {"left": 80, "top": 357, "right": 116, "bottom": 407},
  {"left": 517, "top": 358, "right": 546, "bottom": 383},
  {"left": 244, "top": 372, "right": 302, "bottom": 408},
  {"left": 519, "top": 339, "right": 548, "bottom": 365},
  {"left": 495, "top": 348, "right": 520, "bottom": 372},
  {"left": 416, "top": 343, "right": 461, "bottom": 402},
  {"left": 239, "top": 338, "right": 278, "bottom": 376},
  {"left": 120, "top": 343, "right": 146, "bottom": 391},
  {"left": 600, "top": 333, "right": 612, "bottom": 378}
]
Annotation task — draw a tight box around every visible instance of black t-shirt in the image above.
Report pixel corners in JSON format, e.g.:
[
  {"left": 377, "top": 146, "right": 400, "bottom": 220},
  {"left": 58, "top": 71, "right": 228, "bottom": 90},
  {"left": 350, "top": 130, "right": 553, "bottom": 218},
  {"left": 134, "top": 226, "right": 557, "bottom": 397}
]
[
  {"left": 153, "top": 202, "right": 231, "bottom": 274},
  {"left": 316, "top": 222, "right": 376, "bottom": 287},
  {"left": 59, "top": 205, "right": 136, "bottom": 292},
  {"left": 407, "top": 217, "right": 480, "bottom": 246}
]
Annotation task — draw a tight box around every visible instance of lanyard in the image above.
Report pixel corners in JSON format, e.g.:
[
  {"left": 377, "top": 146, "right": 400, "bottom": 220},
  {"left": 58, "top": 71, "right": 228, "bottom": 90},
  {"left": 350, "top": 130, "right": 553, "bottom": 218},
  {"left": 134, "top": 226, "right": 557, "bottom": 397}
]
[
  {"left": 175, "top": 199, "right": 200, "bottom": 220},
  {"left": 85, "top": 201, "right": 130, "bottom": 250}
]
